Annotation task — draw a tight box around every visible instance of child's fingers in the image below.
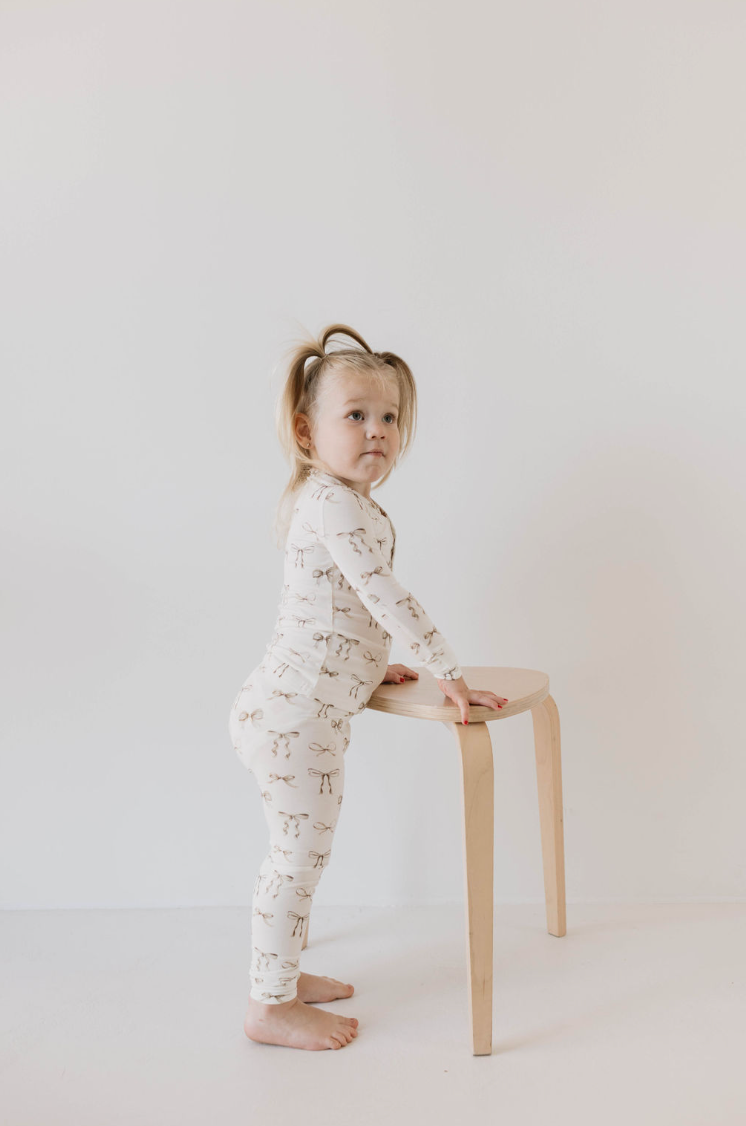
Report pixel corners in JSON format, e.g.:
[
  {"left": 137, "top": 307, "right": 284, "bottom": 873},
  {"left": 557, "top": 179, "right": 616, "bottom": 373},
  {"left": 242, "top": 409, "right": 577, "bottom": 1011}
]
[
  {"left": 468, "top": 691, "right": 509, "bottom": 710},
  {"left": 439, "top": 684, "right": 469, "bottom": 723},
  {"left": 451, "top": 693, "right": 471, "bottom": 724}
]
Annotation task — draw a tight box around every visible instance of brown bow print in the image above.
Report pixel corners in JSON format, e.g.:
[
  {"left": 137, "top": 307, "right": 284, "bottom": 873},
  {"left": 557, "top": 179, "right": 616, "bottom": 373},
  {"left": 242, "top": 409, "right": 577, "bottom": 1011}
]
[
  {"left": 290, "top": 590, "right": 317, "bottom": 605},
  {"left": 264, "top": 869, "right": 295, "bottom": 898},
  {"left": 268, "top": 773, "right": 299, "bottom": 787},
  {"left": 238, "top": 707, "right": 264, "bottom": 725},
  {"left": 307, "top": 767, "right": 341, "bottom": 794},
  {"left": 268, "top": 689, "right": 298, "bottom": 702},
  {"left": 253, "top": 946, "right": 278, "bottom": 971},
  {"left": 395, "top": 594, "right": 422, "bottom": 619},
  {"left": 349, "top": 672, "right": 373, "bottom": 698},
  {"left": 309, "top": 741, "right": 337, "bottom": 757},
  {"left": 360, "top": 565, "right": 387, "bottom": 585},
  {"left": 309, "top": 849, "right": 331, "bottom": 869},
  {"left": 288, "top": 614, "right": 317, "bottom": 629},
  {"left": 287, "top": 911, "right": 309, "bottom": 937},
  {"left": 278, "top": 811, "right": 310, "bottom": 838},
  {"left": 287, "top": 543, "right": 315, "bottom": 568},
  {"left": 335, "top": 528, "right": 370, "bottom": 555},
  {"left": 335, "top": 636, "right": 360, "bottom": 659},
  {"left": 313, "top": 820, "right": 337, "bottom": 834},
  {"left": 268, "top": 729, "right": 300, "bottom": 759}
]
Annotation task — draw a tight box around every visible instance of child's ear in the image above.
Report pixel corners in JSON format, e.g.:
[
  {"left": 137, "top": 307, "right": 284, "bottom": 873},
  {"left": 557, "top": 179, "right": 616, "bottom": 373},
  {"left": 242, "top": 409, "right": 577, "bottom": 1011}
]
[{"left": 294, "top": 412, "right": 312, "bottom": 448}]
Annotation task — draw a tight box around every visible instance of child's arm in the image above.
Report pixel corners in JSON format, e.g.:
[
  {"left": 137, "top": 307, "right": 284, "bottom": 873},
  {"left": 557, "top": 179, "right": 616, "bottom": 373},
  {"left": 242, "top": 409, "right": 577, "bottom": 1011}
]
[{"left": 317, "top": 488, "right": 463, "bottom": 681}]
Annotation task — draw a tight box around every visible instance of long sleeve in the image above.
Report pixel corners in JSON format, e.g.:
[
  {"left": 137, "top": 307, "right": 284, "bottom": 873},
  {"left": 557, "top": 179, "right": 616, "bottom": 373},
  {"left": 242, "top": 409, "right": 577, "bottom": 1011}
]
[{"left": 318, "top": 487, "right": 463, "bottom": 681}]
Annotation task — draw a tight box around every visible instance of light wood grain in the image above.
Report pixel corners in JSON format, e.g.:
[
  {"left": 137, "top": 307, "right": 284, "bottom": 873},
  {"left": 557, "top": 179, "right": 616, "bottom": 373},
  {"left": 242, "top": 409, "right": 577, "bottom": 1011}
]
[
  {"left": 531, "top": 693, "right": 566, "bottom": 938},
  {"left": 365, "top": 666, "right": 549, "bottom": 722},
  {"left": 443, "top": 717, "right": 494, "bottom": 1054}
]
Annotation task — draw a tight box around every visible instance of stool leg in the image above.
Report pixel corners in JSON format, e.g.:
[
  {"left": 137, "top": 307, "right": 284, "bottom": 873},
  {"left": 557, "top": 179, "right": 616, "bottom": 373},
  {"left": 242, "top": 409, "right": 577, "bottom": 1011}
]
[
  {"left": 530, "top": 693, "right": 566, "bottom": 938},
  {"left": 445, "top": 719, "right": 494, "bottom": 1056}
]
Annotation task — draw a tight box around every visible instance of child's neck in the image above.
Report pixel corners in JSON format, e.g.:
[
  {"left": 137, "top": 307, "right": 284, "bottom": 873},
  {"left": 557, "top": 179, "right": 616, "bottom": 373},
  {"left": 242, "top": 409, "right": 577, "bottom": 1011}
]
[{"left": 315, "top": 465, "right": 372, "bottom": 500}]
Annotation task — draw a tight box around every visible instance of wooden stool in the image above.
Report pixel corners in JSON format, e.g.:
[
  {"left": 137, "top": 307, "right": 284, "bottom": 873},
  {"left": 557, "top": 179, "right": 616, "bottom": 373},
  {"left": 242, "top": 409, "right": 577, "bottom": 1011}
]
[{"left": 300, "top": 666, "right": 566, "bottom": 1055}]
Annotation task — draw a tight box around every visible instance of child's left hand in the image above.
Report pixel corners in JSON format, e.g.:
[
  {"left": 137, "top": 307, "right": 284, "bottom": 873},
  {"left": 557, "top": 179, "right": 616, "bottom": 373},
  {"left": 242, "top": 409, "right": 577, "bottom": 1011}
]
[{"left": 382, "top": 663, "right": 419, "bottom": 684}]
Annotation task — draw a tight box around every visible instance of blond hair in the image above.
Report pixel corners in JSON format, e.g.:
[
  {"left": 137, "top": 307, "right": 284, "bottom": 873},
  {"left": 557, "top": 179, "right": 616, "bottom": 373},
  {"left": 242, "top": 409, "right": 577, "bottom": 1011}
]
[{"left": 271, "top": 323, "right": 418, "bottom": 549}]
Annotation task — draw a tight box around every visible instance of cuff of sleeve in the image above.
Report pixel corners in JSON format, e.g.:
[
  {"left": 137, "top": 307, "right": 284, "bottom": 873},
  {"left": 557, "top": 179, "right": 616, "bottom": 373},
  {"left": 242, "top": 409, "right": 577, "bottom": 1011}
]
[{"left": 427, "top": 661, "right": 462, "bottom": 681}]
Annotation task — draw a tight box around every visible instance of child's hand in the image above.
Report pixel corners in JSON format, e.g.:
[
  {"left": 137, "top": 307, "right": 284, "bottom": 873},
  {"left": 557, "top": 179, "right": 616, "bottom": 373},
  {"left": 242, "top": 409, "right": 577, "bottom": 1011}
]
[
  {"left": 436, "top": 676, "right": 508, "bottom": 725},
  {"left": 382, "top": 664, "right": 419, "bottom": 684}
]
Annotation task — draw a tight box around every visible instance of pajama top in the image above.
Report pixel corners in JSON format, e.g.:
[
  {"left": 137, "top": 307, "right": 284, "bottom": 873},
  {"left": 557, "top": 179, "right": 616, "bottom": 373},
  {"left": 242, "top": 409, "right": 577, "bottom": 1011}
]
[{"left": 259, "top": 467, "right": 462, "bottom": 714}]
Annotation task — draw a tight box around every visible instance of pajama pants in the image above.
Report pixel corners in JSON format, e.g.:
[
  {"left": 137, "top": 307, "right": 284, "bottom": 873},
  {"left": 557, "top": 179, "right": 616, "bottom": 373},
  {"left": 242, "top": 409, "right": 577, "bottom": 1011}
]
[{"left": 228, "top": 666, "right": 356, "bottom": 1004}]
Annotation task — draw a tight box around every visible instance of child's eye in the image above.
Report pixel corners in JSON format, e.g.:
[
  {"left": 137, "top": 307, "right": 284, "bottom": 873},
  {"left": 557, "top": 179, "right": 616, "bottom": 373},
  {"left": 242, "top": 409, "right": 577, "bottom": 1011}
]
[{"left": 347, "top": 410, "right": 398, "bottom": 423}]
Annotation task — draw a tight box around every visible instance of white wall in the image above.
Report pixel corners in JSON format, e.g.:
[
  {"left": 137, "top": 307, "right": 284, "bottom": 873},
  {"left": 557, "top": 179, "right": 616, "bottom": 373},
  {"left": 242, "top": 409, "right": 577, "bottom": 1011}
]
[{"left": 2, "top": 0, "right": 744, "bottom": 910}]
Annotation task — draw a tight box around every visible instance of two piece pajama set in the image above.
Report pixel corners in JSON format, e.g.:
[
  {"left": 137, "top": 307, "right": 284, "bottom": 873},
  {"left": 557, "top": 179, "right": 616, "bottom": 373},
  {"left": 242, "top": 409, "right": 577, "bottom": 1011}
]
[{"left": 228, "top": 467, "right": 462, "bottom": 1003}]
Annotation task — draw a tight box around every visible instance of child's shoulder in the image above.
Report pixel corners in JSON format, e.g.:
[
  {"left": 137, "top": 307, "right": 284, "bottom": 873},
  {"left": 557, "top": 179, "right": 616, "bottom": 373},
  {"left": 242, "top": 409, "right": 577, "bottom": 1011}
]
[
  {"left": 301, "top": 469, "right": 367, "bottom": 511},
  {"left": 297, "top": 469, "right": 393, "bottom": 536}
]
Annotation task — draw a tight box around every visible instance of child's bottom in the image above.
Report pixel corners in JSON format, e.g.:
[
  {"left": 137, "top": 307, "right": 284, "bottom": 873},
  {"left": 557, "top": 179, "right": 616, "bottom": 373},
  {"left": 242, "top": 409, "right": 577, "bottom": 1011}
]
[{"left": 228, "top": 667, "right": 355, "bottom": 1004}]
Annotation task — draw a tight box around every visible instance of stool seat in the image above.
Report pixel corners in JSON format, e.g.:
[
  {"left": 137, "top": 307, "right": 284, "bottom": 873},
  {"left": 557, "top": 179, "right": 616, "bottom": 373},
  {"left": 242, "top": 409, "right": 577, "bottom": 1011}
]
[
  {"left": 301, "top": 665, "right": 566, "bottom": 1056},
  {"left": 365, "top": 665, "right": 550, "bottom": 723}
]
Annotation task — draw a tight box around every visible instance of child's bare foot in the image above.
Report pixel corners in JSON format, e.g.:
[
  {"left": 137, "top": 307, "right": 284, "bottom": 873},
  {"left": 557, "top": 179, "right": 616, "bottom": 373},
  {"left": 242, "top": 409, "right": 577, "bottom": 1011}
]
[
  {"left": 296, "top": 972, "right": 354, "bottom": 1003},
  {"left": 244, "top": 995, "right": 359, "bottom": 1051}
]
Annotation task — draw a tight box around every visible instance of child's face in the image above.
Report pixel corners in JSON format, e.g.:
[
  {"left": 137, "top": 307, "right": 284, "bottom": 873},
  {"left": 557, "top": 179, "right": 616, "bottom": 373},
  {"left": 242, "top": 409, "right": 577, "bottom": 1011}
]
[{"left": 306, "top": 372, "right": 401, "bottom": 493}]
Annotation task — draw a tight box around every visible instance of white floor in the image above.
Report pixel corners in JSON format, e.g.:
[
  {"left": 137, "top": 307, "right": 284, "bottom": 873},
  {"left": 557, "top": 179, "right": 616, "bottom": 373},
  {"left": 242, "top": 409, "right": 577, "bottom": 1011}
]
[{"left": 1, "top": 902, "right": 744, "bottom": 1126}]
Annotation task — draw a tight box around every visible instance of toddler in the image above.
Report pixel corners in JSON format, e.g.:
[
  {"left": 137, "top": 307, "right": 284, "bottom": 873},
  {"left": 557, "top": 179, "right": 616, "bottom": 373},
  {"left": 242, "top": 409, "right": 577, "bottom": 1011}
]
[{"left": 229, "top": 323, "right": 507, "bottom": 1051}]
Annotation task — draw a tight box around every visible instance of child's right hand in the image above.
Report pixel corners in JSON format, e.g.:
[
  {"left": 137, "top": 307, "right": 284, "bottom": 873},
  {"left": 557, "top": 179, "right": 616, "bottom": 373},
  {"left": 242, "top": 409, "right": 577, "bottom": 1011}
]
[{"left": 436, "top": 676, "right": 508, "bottom": 725}]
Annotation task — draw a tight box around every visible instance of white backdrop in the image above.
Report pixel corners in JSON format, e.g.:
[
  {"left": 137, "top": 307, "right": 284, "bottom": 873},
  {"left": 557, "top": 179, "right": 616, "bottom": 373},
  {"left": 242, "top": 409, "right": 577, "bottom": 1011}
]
[{"left": 2, "top": 0, "right": 744, "bottom": 910}]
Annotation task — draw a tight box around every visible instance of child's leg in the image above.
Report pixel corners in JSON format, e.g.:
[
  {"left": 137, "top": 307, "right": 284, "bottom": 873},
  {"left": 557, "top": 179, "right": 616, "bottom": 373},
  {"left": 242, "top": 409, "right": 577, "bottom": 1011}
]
[{"left": 231, "top": 679, "right": 351, "bottom": 1004}]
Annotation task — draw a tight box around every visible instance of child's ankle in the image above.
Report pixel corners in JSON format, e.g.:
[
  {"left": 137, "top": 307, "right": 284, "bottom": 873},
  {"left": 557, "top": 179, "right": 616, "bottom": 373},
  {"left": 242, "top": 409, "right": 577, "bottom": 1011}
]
[{"left": 248, "top": 994, "right": 298, "bottom": 1009}]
